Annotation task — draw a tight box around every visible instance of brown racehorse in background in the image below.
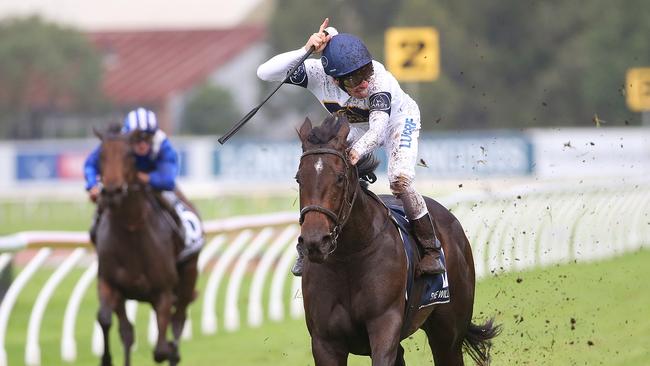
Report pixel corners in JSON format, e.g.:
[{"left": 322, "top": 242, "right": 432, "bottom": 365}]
[
  {"left": 93, "top": 126, "right": 198, "bottom": 366},
  {"left": 297, "top": 115, "right": 500, "bottom": 365}
]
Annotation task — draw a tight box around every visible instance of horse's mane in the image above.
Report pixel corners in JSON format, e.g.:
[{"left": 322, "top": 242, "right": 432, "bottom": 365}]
[
  {"left": 105, "top": 122, "right": 123, "bottom": 139},
  {"left": 307, "top": 115, "right": 379, "bottom": 188},
  {"left": 307, "top": 114, "right": 344, "bottom": 145}
]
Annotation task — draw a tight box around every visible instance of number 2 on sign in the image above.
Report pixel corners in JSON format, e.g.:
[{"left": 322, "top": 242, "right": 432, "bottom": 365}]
[{"left": 400, "top": 41, "right": 425, "bottom": 69}]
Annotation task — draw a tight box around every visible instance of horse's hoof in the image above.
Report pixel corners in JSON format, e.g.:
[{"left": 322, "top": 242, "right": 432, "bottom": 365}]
[
  {"left": 168, "top": 341, "right": 181, "bottom": 364},
  {"left": 100, "top": 355, "right": 112, "bottom": 366},
  {"left": 153, "top": 349, "right": 169, "bottom": 363}
]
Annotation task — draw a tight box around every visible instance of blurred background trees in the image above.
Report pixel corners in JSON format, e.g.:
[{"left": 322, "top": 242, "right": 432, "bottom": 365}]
[
  {"left": 268, "top": 0, "right": 650, "bottom": 131},
  {"left": 0, "top": 1, "right": 649, "bottom": 138},
  {"left": 0, "top": 16, "right": 105, "bottom": 139},
  {"left": 181, "top": 83, "right": 240, "bottom": 135}
]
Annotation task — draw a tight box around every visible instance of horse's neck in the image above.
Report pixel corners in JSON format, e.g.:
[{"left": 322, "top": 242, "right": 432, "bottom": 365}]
[
  {"left": 108, "top": 190, "right": 152, "bottom": 226},
  {"left": 336, "top": 185, "right": 391, "bottom": 257}
]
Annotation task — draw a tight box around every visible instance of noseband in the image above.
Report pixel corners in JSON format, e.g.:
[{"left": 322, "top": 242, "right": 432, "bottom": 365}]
[{"left": 299, "top": 148, "right": 359, "bottom": 250}]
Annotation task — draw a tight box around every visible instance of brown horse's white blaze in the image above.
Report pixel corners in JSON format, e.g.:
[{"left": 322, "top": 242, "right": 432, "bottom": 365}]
[{"left": 297, "top": 116, "right": 354, "bottom": 263}]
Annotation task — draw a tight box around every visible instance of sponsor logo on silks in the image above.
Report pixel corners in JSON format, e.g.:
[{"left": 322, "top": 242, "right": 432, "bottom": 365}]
[
  {"left": 369, "top": 92, "right": 392, "bottom": 114},
  {"left": 399, "top": 118, "right": 417, "bottom": 148},
  {"left": 320, "top": 56, "right": 329, "bottom": 68},
  {"left": 288, "top": 63, "right": 308, "bottom": 88},
  {"left": 324, "top": 102, "right": 369, "bottom": 123}
]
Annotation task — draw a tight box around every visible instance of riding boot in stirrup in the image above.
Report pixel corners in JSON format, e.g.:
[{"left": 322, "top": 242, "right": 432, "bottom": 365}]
[
  {"left": 291, "top": 243, "right": 306, "bottom": 277},
  {"left": 89, "top": 207, "right": 102, "bottom": 246},
  {"left": 412, "top": 213, "right": 446, "bottom": 275}
]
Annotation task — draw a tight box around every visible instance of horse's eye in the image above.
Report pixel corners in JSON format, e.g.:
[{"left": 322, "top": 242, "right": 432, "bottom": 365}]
[
  {"left": 336, "top": 173, "right": 345, "bottom": 185},
  {"left": 294, "top": 174, "right": 300, "bottom": 184}
]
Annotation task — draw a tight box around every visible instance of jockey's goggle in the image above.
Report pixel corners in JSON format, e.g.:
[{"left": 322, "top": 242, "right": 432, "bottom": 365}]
[
  {"left": 337, "top": 63, "right": 374, "bottom": 89},
  {"left": 130, "top": 131, "right": 154, "bottom": 143}
]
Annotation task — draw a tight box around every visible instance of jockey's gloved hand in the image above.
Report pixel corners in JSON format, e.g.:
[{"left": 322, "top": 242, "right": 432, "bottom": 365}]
[
  {"left": 347, "top": 147, "right": 361, "bottom": 166},
  {"left": 304, "top": 18, "right": 336, "bottom": 54},
  {"left": 88, "top": 185, "right": 100, "bottom": 203},
  {"left": 137, "top": 172, "right": 150, "bottom": 184}
]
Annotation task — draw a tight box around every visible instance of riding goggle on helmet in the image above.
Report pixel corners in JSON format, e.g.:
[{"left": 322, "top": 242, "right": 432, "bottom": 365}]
[
  {"left": 122, "top": 107, "right": 158, "bottom": 142},
  {"left": 321, "top": 33, "right": 374, "bottom": 89}
]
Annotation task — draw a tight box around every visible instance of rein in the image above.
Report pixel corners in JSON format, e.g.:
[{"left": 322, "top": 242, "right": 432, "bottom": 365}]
[{"left": 299, "top": 148, "right": 359, "bottom": 253}]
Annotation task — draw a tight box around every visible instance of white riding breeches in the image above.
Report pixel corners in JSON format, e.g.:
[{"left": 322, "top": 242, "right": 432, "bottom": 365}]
[{"left": 348, "top": 102, "right": 428, "bottom": 220}]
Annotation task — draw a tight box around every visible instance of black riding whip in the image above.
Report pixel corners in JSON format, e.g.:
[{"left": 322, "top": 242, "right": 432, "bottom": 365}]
[{"left": 218, "top": 28, "right": 335, "bottom": 144}]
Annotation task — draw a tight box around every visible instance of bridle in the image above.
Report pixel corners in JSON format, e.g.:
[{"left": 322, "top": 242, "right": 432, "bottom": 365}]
[
  {"left": 99, "top": 138, "right": 140, "bottom": 204},
  {"left": 298, "top": 148, "right": 359, "bottom": 252}
]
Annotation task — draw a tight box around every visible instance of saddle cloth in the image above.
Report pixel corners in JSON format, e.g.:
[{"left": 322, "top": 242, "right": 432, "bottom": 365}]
[
  {"left": 387, "top": 204, "right": 450, "bottom": 309},
  {"left": 161, "top": 191, "right": 204, "bottom": 261}
]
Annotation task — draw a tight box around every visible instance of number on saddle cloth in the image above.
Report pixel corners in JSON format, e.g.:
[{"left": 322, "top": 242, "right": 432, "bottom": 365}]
[{"left": 161, "top": 191, "right": 204, "bottom": 248}]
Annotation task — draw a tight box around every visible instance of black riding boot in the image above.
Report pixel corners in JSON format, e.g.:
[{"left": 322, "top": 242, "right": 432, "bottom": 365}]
[
  {"left": 158, "top": 192, "right": 185, "bottom": 245},
  {"left": 291, "top": 243, "right": 306, "bottom": 277},
  {"left": 89, "top": 207, "right": 103, "bottom": 246},
  {"left": 412, "top": 213, "right": 446, "bottom": 275}
]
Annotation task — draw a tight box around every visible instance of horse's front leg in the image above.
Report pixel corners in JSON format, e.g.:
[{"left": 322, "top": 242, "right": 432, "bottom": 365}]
[
  {"left": 114, "top": 300, "right": 134, "bottom": 366},
  {"left": 152, "top": 291, "right": 175, "bottom": 363},
  {"left": 311, "top": 336, "right": 349, "bottom": 366},
  {"left": 168, "top": 260, "right": 199, "bottom": 366},
  {"left": 367, "top": 309, "right": 403, "bottom": 366},
  {"left": 97, "top": 279, "right": 120, "bottom": 366}
]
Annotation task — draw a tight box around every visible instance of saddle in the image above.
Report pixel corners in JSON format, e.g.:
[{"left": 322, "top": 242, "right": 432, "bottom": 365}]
[{"left": 362, "top": 189, "right": 450, "bottom": 338}]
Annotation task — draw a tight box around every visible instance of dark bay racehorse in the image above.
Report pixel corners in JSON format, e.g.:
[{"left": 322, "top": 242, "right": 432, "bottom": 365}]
[
  {"left": 297, "top": 115, "right": 500, "bottom": 365},
  {"left": 93, "top": 126, "right": 198, "bottom": 366}
]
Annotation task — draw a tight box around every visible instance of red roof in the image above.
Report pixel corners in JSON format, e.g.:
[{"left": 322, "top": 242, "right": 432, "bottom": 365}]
[{"left": 87, "top": 26, "right": 265, "bottom": 105}]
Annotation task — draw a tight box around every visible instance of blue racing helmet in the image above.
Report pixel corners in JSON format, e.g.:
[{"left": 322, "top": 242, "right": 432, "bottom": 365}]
[
  {"left": 122, "top": 107, "right": 158, "bottom": 134},
  {"left": 321, "top": 33, "right": 372, "bottom": 78}
]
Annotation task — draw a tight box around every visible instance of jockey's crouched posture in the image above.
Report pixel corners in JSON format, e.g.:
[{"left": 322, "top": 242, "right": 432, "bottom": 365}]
[
  {"left": 257, "top": 18, "right": 445, "bottom": 277},
  {"left": 84, "top": 107, "right": 204, "bottom": 261}
]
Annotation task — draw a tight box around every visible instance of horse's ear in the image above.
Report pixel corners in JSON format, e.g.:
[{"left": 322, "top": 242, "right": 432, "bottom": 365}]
[
  {"left": 93, "top": 126, "right": 103, "bottom": 141},
  {"left": 333, "top": 116, "right": 350, "bottom": 148},
  {"left": 298, "top": 117, "right": 312, "bottom": 143}
]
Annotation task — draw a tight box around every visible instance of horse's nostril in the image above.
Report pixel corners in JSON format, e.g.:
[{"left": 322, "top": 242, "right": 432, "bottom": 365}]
[
  {"left": 322, "top": 234, "right": 331, "bottom": 243},
  {"left": 298, "top": 236, "right": 304, "bottom": 244}
]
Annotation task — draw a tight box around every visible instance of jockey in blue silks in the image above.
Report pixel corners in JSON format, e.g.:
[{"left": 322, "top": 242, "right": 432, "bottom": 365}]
[
  {"left": 85, "top": 107, "right": 178, "bottom": 194},
  {"left": 85, "top": 107, "right": 203, "bottom": 260}
]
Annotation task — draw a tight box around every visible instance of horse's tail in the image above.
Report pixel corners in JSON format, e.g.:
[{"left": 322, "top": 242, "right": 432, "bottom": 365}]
[{"left": 463, "top": 318, "right": 501, "bottom": 366}]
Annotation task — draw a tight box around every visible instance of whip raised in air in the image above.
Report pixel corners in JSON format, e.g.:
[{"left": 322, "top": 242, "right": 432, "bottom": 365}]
[{"left": 218, "top": 27, "right": 338, "bottom": 144}]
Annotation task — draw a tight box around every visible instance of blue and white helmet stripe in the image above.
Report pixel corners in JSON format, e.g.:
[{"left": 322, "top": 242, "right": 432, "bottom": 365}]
[{"left": 122, "top": 107, "right": 158, "bottom": 134}]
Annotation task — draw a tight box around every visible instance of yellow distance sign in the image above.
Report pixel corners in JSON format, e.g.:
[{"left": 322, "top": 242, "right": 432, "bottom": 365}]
[
  {"left": 385, "top": 27, "right": 439, "bottom": 82},
  {"left": 626, "top": 68, "right": 650, "bottom": 112}
]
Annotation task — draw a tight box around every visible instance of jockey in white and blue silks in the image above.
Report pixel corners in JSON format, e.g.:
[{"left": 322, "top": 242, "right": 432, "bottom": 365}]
[
  {"left": 85, "top": 108, "right": 178, "bottom": 193},
  {"left": 84, "top": 107, "right": 203, "bottom": 260},
  {"left": 257, "top": 18, "right": 445, "bottom": 277}
]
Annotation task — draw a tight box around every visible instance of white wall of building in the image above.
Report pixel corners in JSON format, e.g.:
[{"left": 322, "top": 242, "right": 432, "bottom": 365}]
[{"left": 0, "top": 0, "right": 266, "bottom": 30}]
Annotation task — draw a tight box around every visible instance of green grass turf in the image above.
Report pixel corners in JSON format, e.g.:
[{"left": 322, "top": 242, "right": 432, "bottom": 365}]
[{"left": 3, "top": 249, "right": 648, "bottom": 365}]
